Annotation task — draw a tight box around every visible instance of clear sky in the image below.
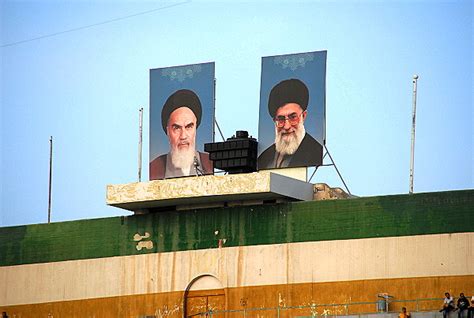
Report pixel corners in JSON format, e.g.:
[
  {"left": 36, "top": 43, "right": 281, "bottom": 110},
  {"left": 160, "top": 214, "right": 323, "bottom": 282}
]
[{"left": 1, "top": 0, "right": 472, "bottom": 227}]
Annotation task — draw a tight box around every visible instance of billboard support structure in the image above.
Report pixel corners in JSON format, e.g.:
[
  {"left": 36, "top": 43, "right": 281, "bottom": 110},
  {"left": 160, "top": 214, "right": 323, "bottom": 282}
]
[
  {"left": 214, "top": 118, "right": 226, "bottom": 142},
  {"left": 308, "top": 144, "right": 351, "bottom": 196}
]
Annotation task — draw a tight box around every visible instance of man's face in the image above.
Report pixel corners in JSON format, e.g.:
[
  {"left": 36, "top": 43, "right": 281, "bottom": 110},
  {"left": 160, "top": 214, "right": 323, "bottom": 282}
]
[
  {"left": 166, "top": 106, "right": 197, "bottom": 152},
  {"left": 273, "top": 103, "right": 307, "bottom": 156},
  {"left": 274, "top": 103, "right": 307, "bottom": 141}
]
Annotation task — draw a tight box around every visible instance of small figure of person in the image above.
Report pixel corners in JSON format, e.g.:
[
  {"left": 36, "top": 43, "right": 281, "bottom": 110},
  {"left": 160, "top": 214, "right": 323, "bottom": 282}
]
[
  {"left": 399, "top": 307, "right": 411, "bottom": 318},
  {"left": 457, "top": 293, "right": 470, "bottom": 318},
  {"left": 441, "top": 292, "right": 455, "bottom": 318}
]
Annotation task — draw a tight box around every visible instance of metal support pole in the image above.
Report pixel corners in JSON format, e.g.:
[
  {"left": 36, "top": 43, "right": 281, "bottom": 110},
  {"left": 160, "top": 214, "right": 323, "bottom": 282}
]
[
  {"left": 213, "top": 78, "right": 217, "bottom": 142},
  {"left": 324, "top": 145, "right": 351, "bottom": 195},
  {"left": 308, "top": 166, "right": 318, "bottom": 183},
  {"left": 409, "top": 75, "right": 419, "bottom": 194},
  {"left": 215, "top": 118, "right": 226, "bottom": 142},
  {"left": 138, "top": 107, "right": 143, "bottom": 182},
  {"left": 48, "top": 136, "right": 53, "bottom": 223}
]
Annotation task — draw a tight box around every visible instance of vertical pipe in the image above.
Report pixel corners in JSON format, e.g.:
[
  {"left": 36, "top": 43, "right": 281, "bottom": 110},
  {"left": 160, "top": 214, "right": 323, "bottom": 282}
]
[
  {"left": 48, "top": 136, "right": 53, "bottom": 223},
  {"left": 409, "top": 75, "right": 419, "bottom": 194},
  {"left": 138, "top": 107, "right": 143, "bottom": 182},
  {"left": 213, "top": 77, "right": 216, "bottom": 142}
]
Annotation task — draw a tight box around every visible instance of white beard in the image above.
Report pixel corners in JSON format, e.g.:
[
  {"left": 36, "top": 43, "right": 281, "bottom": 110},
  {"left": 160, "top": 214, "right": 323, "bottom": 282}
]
[
  {"left": 169, "top": 146, "right": 196, "bottom": 175},
  {"left": 275, "top": 124, "right": 305, "bottom": 156}
]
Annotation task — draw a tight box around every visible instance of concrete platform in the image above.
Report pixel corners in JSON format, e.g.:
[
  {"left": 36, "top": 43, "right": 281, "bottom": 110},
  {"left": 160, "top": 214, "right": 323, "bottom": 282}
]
[{"left": 106, "top": 170, "right": 314, "bottom": 212}]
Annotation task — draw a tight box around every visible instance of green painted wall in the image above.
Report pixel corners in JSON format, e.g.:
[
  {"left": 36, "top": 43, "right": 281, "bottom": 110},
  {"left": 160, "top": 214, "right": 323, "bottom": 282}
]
[{"left": 1, "top": 190, "right": 473, "bottom": 267}]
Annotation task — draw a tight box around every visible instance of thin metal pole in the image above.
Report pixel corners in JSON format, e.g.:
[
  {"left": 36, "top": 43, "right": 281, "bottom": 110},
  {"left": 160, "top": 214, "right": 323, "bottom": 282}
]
[
  {"left": 138, "top": 107, "right": 143, "bottom": 182},
  {"left": 48, "top": 136, "right": 53, "bottom": 223},
  {"left": 409, "top": 75, "right": 419, "bottom": 194},
  {"left": 324, "top": 144, "right": 351, "bottom": 195},
  {"left": 213, "top": 76, "right": 225, "bottom": 142},
  {"left": 213, "top": 77, "right": 217, "bottom": 142},
  {"left": 308, "top": 166, "right": 318, "bottom": 183},
  {"left": 214, "top": 118, "right": 226, "bottom": 142}
]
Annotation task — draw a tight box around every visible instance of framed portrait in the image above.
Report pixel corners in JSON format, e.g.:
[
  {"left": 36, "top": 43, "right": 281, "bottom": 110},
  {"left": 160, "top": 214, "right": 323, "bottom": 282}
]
[
  {"left": 257, "top": 51, "right": 327, "bottom": 170},
  {"left": 149, "top": 62, "right": 215, "bottom": 180}
]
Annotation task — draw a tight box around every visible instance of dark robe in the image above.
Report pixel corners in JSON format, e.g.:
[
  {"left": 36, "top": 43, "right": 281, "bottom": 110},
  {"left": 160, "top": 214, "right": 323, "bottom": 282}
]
[{"left": 257, "top": 133, "right": 323, "bottom": 170}]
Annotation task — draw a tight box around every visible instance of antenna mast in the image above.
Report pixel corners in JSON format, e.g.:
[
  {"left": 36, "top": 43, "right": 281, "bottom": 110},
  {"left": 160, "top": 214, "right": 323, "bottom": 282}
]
[
  {"left": 138, "top": 107, "right": 143, "bottom": 182},
  {"left": 409, "top": 75, "right": 419, "bottom": 194},
  {"left": 48, "top": 136, "right": 53, "bottom": 223}
]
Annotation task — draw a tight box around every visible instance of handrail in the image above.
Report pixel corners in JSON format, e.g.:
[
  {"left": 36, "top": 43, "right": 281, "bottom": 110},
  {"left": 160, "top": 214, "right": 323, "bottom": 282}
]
[{"left": 196, "top": 297, "right": 461, "bottom": 317}]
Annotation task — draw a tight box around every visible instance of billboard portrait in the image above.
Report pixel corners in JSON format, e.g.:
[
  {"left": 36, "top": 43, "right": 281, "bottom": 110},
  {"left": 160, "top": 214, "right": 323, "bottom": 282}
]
[
  {"left": 150, "top": 62, "right": 215, "bottom": 180},
  {"left": 257, "top": 51, "right": 327, "bottom": 170}
]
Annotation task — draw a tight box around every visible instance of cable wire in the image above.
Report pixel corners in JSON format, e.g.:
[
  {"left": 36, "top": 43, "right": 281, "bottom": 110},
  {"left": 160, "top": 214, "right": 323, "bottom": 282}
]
[{"left": 1, "top": 1, "right": 191, "bottom": 48}]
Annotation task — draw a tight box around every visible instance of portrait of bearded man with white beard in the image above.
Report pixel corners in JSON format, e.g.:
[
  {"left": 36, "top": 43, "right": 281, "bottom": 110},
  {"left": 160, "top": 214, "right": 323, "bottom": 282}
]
[
  {"left": 150, "top": 89, "right": 213, "bottom": 180},
  {"left": 258, "top": 78, "right": 323, "bottom": 169}
]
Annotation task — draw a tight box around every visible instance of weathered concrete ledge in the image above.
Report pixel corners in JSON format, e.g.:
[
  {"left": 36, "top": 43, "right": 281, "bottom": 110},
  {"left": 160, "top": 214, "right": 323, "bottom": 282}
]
[{"left": 106, "top": 171, "right": 314, "bottom": 212}]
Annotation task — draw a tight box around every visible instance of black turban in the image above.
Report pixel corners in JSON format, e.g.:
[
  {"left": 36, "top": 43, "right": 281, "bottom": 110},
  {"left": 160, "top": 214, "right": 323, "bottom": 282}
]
[
  {"left": 268, "top": 79, "right": 309, "bottom": 117},
  {"left": 161, "top": 89, "right": 202, "bottom": 132}
]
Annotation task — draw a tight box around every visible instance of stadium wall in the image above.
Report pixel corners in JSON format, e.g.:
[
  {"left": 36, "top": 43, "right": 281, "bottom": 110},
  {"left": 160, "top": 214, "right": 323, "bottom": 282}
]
[{"left": 1, "top": 190, "right": 473, "bottom": 317}]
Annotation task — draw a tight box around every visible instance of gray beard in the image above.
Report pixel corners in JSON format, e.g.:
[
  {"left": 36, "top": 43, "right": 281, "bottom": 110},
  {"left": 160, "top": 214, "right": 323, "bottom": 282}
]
[
  {"left": 169, "top": 146, "right": 196, "bottom": 175},
  {"left": 275, "top": 125, "right": 305, "bottom": 156}
]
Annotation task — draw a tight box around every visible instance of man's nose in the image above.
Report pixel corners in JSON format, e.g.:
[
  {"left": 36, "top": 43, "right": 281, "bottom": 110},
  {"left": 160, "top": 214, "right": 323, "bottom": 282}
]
[
  {"left": 283, "top": 119, "right": 292, "bottom": 130},
  {"left": 179, "top": 129, "right": 188, "bottom": 139}
]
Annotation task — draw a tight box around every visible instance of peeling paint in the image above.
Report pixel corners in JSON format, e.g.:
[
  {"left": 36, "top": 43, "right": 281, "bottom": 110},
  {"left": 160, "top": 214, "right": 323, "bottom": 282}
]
[
  {"left": 133, "top": 232, "right": 151, "bottom": 241},
  {"left": 279, "top": 293, "right": 286, "bottom": 307},
  {"left": 134, "top": 232, "right": 154, "bottom": 251},
  {"left": 154, "top": 304, "right": 180, "bottom": 318},
  {"left": 136, "top": 241, "right": 153, "bottom": 251}
]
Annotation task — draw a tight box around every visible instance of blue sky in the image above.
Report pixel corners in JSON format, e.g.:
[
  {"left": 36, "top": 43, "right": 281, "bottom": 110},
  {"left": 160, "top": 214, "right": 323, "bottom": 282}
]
[{"left": 1, "top": 0, "right": 472, "bottom": 227}]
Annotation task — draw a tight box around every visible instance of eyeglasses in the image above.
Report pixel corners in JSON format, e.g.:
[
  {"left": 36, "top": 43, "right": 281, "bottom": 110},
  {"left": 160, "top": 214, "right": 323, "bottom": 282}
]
[{"left": 273, "top": 112, "right": 304, "bottom": 128}]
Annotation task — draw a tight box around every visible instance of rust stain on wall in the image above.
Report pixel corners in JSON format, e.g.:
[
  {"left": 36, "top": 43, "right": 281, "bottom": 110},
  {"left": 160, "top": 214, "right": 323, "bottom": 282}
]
[{"left": 1, "top": 275, "right": 473, "bottom": 317}]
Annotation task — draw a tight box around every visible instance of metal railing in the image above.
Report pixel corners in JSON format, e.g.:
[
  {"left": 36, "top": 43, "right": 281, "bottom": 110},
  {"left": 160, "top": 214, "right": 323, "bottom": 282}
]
[{"left": 190, "top": 297, "right": 448, "bottom": 318}]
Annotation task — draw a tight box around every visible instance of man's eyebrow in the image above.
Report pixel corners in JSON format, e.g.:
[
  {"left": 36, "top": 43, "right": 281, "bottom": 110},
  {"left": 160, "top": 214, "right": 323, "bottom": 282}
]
[
  {"left": 171, "top": 123, "right": 182, "bottom": 128},
  {"left": 185, "top": 122, "right": 195, "bottom": 128},
  {"left": 276, "top": 112, "right": 298, "bottom": 118}
]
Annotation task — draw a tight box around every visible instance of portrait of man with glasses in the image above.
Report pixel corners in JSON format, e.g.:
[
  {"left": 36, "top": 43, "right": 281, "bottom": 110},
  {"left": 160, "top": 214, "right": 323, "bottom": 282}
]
[{"left": 257, "top": 78, "right": 323, "bottom": 169}]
